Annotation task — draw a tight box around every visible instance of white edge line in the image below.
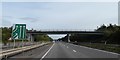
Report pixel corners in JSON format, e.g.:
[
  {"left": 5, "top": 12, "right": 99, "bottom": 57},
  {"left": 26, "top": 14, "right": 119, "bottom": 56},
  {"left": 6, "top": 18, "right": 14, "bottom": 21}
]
[{"left": 40, "top": 43, "right": 55, "bottom": 60}]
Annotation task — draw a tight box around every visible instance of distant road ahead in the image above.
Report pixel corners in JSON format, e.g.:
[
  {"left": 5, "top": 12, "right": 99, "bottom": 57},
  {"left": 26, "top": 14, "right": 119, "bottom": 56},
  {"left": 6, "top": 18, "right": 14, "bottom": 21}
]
[{"left": 9, "top": 42, "right": 119, "bottom": 60}]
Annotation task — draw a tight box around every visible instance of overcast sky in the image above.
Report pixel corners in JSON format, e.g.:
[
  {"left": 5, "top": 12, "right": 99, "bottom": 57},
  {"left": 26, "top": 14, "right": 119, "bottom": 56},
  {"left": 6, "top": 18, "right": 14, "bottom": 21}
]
[
  {"left": 1, "top": 0, "right": 120, "bottom": 2},
  {"left": 1, "top": 2, "right": 118, "bottom": 39}
]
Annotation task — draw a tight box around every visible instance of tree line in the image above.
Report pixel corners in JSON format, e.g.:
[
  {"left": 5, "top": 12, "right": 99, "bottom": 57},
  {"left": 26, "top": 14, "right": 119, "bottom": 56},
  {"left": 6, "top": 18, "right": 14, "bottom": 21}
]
[
  {"left": 0, "top": 27, "right": 52, "bottom": 45},
  {"left": 58, "top": 24, "right": 120, "bottom": 45}
]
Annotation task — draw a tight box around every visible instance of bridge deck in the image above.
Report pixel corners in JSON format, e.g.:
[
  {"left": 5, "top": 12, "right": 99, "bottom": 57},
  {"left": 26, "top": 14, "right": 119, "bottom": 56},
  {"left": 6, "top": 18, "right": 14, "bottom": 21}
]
[{"left": 27, "top": 31, "right": 103, "bottom": 34}]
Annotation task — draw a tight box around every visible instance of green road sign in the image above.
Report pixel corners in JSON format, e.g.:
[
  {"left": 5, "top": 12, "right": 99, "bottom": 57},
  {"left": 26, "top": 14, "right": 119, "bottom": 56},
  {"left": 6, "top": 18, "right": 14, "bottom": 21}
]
[{"left": 12, "top": 24, "right": 26, "bottom": 40}]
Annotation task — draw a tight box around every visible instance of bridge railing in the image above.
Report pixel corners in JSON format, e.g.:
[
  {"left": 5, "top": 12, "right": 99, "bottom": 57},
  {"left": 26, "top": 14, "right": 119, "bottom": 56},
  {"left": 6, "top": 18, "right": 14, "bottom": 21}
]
[{"left": 29, "top": 29, "right": 96, "bottom": 32}]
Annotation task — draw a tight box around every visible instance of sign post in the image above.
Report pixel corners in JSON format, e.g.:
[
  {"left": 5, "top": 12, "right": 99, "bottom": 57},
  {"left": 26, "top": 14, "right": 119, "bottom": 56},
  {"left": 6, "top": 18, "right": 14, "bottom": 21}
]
[{"left": 12, "top": 24, "right": 26, "bottom": 48}]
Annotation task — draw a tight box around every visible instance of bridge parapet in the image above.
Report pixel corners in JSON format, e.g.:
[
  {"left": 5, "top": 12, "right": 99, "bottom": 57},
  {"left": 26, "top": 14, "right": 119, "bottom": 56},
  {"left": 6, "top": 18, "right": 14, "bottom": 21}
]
[
  {"left": 27, "top": 29, "right": 103, "bottom": 34},
  {"left": 30, "top": 29, "right": 96, "bottom": 32}
]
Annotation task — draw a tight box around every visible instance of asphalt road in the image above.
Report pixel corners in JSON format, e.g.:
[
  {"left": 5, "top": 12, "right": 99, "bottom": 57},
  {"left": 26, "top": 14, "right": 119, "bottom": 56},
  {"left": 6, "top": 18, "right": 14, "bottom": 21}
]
[{"left": 6, "top": 42, "right": 119, "bottom": 60}]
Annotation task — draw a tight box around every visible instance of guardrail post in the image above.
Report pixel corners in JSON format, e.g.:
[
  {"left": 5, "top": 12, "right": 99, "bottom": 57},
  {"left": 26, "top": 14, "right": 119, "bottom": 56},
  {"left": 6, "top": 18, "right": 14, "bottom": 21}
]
[{"left": 4, "top": 55, "right": 8, "bottom": 60}]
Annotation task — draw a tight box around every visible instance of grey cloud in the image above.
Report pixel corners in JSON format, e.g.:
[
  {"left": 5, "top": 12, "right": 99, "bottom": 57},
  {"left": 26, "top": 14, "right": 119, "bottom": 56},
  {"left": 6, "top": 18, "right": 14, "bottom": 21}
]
[
  {"left": 2, "top": 19, "right": 12, "bottom": 27},
  {"left": 1, "top": 16, "right": 14, "bottom": 27},
  {"left": 3, "top": 16, "right": 13, "bottom": 18},
  {"left": 19, "top": 17, "right": 39, "bottom": 22}
]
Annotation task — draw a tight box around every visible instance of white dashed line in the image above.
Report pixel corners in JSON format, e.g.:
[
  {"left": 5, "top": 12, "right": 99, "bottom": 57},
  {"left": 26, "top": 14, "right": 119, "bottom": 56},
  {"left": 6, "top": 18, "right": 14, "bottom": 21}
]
[
  {"left": 40, "top": 43, "right": 55, "bottom": 60},
  {"left": 74, "top": 45, "right": 78, "bottom": 46},
  {"left": 73, "top": 50, "right": 77, "bottom": 52}
]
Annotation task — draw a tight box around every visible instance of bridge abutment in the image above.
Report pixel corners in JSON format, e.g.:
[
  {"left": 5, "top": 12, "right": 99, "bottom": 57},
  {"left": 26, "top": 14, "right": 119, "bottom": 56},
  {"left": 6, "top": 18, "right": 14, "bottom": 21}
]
[{"left": 27, "top": 33, "right": 34, "bottom": 42}]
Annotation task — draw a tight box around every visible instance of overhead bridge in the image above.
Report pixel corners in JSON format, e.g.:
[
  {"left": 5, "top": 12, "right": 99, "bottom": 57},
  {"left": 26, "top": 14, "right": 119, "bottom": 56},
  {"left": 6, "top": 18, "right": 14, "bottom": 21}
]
[
  {"left": 27, "top": 29, "right": 104, "bottom": 42},
  {"left": 27, "top": 30, "right": 103, "bottom": 34}
]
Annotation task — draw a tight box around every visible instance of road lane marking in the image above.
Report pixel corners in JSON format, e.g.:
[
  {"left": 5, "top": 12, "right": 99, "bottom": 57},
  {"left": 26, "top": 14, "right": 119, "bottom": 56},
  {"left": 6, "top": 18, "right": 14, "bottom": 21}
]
[
  {"left": 40, "top": 43, "right": 55, "bottom": 60},
  {"left": 73, "top": 50, "right": 77, "bottom": 52},
  {"left": 67, "top": 46, "right": 69, "bottom": 48},
  {"left": 67, "top": 42, "right": 119, "bottom": 55}
]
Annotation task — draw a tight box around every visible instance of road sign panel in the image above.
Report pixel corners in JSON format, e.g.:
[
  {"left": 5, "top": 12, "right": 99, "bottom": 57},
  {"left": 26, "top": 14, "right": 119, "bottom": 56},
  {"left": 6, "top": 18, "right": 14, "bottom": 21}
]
[{"left": 12, "top": 24, "right": 26, "bottom": 40}]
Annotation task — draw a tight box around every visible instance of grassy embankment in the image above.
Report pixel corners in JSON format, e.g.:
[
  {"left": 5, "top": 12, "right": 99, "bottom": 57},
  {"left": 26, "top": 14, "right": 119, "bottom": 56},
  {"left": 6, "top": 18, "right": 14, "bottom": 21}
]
[{"left": 79, "top": 43, "right": 120, "bottom": 54}]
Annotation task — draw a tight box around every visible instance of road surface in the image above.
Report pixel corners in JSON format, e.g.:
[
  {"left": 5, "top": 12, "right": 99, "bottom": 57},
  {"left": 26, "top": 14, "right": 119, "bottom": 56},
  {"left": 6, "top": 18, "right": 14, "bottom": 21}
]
[{"left": 6, "top": 42, "right": 119, "bottom": 60}]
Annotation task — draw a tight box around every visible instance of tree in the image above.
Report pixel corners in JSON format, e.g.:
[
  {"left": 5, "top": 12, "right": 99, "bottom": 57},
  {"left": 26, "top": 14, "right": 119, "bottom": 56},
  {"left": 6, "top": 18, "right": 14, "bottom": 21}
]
[
  {"left": 2, "top": 27, "right": 11, "bottom": 45},
  {"left": 33, "top": 34, "right": 53, "bottom": 42},
  {"left": 96, "top": 24, "right": 120, "bottom": 44}
]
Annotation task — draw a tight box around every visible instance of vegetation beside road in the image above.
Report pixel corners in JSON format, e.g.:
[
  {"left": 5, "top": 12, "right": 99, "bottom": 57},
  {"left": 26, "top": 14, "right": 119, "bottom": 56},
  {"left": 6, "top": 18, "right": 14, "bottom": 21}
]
[
  {"left": 1, "top": 27, "right": 52, "bottom": 45},
  {"left": 79, "top": 43, "right": 120, "bottom": 54},
  {"left": 60, "top": 24, "right": 120, "bottom": 45},
  {"left": 0, "top": 28, "right": 1, "bottom": 43},
  {"left": 59, "top": 24, "right": 120, "bottom": 53},
  {"left": 96, "top": 24, "right": 120, "bottom": 44},
  {"left": 32, "top": 34, "right": 53, "bottom": 42}
]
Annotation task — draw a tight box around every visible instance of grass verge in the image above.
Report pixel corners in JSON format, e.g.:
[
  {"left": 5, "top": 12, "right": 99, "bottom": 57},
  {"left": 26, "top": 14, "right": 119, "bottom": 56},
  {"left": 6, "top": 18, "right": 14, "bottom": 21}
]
[{"left": 77, "top": 43, "right": 120, "bottom": 54}]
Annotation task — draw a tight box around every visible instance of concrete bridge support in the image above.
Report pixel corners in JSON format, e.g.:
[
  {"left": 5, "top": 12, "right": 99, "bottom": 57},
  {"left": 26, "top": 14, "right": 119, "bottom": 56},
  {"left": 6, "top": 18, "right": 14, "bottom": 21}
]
[
  {"left": 27, "top": 33, "right": 34, "bottom": 42},
  {"left": 67, "top": 34, "right": 71, "bottom": 42}
]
